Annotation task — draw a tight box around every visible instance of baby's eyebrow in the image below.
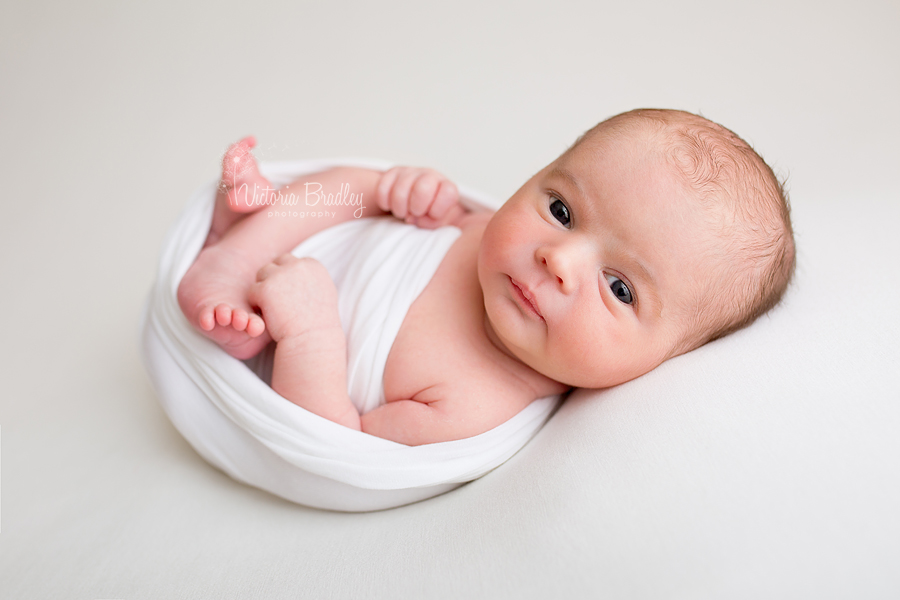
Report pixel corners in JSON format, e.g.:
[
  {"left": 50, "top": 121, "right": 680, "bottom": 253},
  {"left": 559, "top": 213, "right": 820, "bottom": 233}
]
[
  {"left": 548, "top": 167, "right": 584, "bottom": 197},
  {"left": 625, "top": 253, "right": 654, "bottom": 289}
]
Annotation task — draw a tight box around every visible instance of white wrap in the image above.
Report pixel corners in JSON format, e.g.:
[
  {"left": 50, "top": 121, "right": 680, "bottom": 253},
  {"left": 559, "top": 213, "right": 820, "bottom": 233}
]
[
  {"left": 140, "top": 158, "right": 561, "bottom": 512},
  {"left": 286, "top": 215, "right": 459, "bottom": 415}
]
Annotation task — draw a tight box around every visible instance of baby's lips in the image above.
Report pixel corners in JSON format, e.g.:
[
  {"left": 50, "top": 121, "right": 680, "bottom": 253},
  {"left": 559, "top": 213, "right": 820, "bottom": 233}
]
[{"left": 511, "top": 277, "right": 544, "bottom": 319}]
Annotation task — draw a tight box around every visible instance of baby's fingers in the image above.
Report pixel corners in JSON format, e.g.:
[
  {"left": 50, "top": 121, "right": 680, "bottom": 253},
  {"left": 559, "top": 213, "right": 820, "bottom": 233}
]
[
  {"left": 425, "top": 180, "right": 460, "bottom": 222},
  {"left": 375, "top": 168, "right": 401, "bottom": 212},
  {"left": 272, "top": 252, "right": 297, "bottom": 266},
  {"left": 407, "top": 173, "right": 441, "bottom": 218},
  {"left": 376, "top": 167, "right": 416, "bottom": 218},
  {"left": 256, "top": 262, "right": 276, "bottom": 282},
  {"left": 255, "top": 253, "right": 296, "bottom": 281},
  {"left": 376, "top": 167, "right": 460, "bottom": 224},
  {"left": 387, "top": 170, "right": 419, "bottom": 219},
  {"left": 415, "top": 204, "right": 466, "bottom": 229}
]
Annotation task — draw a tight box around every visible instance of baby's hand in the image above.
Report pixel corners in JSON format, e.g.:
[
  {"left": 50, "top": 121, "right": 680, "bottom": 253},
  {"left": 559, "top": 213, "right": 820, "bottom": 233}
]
[
  {"left": 375, "top": 167, "right": 465, "bottom": 228},
  {"left": 248, "top": 254, "right": 341, "bottom": 343}
]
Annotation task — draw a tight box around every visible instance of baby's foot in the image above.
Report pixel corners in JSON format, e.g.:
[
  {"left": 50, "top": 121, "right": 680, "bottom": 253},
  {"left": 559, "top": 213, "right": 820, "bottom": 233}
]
[
  {"left": 198, "top": 302, "right": 266, "bottom": 338},
  {"left": 177, "top": 244, "right": 272, "bottom": 359},
  {"left": 221, "top": 136, "right": 272, "bottom": 212},
  {"left": 207, "top": 136, "right": 273, "bottom": 245}
]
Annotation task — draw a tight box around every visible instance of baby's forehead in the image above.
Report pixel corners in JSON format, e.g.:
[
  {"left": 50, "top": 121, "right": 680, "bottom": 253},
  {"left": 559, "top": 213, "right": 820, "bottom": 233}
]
[
  {"left": 555, "top": 128, "right": 698, "bottom": 218},
  {"left": 559, "top": 124, "right": 685, "bottom": 193}
]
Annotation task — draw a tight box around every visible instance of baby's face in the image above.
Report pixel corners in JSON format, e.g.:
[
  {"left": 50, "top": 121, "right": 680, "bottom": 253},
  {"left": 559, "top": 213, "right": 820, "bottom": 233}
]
[{"left": 477, "top": 128, "right": 721, "bottom": 388}]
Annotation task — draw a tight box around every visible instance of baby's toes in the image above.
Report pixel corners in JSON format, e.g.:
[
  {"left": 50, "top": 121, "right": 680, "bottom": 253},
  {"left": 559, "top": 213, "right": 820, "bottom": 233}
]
[
  {"left": 246, "top": 314, "right": 266, "bottom": 338},
  {"left": 231, "top": 308, "right": 249, "bottom": 332},
  {"left": 214, "top": 303, "right": 234, "bottom": 327},
  {"left": 198, "top": 306, "right": 217, "bottom": 331}
]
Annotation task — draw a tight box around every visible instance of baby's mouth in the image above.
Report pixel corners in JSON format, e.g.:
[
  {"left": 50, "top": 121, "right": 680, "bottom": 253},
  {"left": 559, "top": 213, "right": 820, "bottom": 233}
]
[{"left": 510, "top": 277, "right": 544, "bottom": 320}]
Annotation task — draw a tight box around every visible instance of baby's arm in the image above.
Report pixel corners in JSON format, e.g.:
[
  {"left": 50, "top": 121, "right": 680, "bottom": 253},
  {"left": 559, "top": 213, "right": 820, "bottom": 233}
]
[
  {"left": 248, "top": 254, "right": 361, "bottom": 429},
  {"left": 359, "top": 380, "right": 532, "bottom": 445},
  {"left": 359, "top": 399, "right": 473, "bottom": 445}
]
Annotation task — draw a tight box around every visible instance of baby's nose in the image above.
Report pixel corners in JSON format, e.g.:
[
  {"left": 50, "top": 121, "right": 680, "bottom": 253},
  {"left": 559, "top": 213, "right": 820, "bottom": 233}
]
[{"left": 537, "top": 245, "right": 578, "bottom": 293}]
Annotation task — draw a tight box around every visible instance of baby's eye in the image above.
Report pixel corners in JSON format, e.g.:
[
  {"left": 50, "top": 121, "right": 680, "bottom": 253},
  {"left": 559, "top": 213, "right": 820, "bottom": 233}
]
[
  {"left": 604, "top": 273, "right": 633, "bottom": 305},
  {"left": 549, "top": 198, "right": 571, "bottom": 228}
]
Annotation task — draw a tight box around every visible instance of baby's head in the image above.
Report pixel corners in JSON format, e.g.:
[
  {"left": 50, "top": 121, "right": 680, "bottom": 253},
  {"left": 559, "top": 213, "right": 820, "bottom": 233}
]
[{"left": 478, "top": 108, "right": 795, "bottom": 389}]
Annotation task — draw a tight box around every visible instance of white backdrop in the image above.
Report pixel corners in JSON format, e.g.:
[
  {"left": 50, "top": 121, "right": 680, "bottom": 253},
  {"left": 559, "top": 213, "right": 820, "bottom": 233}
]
[{"left": 1, "top": 1, "right": 898, "bottom": 598}]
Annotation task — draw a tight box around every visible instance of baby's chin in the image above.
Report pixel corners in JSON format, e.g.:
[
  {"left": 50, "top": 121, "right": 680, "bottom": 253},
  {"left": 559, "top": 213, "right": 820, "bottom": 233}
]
[
  {"left": 585, "top": 359, "right": 673, "bottom": 390},
  {"left": 535, "top": 353, "right": 665, "bottom": 390}
]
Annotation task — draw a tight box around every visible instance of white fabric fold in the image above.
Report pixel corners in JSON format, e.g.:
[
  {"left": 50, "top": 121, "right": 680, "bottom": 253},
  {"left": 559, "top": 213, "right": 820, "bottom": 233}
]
[
  {"left": 287, "top": 215, "right": 461, "bottom": 415},
  {"left": 140, "top": 158, "right": 560, "bottom": 511}
]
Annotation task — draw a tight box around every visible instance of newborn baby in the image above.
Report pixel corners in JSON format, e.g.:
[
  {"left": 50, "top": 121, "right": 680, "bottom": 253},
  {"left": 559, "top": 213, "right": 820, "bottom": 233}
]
[{"left": 178, "top": 109, "right": 795, "bottom": 445}]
